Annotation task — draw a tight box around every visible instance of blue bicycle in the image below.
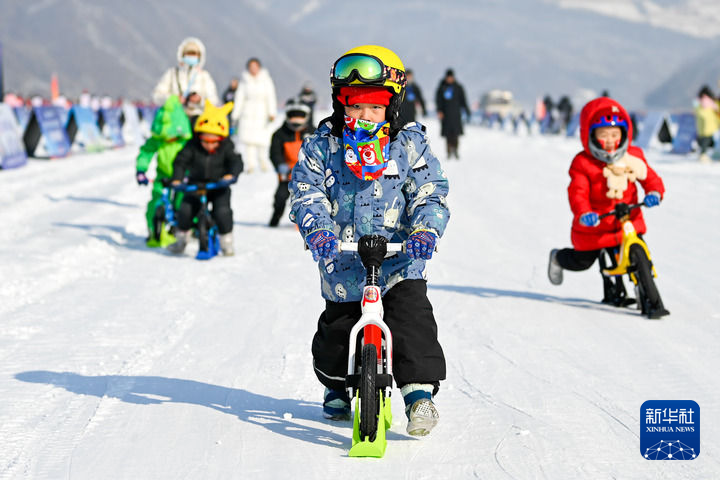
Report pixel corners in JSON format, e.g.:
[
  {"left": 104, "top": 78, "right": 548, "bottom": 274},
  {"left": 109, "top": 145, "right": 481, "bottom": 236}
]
[
  {"left": 172, "top": 179, "right": 234, "bottom": 260},
  {"left": 148, "top": 179, "right": 178, "bottom": 248}
]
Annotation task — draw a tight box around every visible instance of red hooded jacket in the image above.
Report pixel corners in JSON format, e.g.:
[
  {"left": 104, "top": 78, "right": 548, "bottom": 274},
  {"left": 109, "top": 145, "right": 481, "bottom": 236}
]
[{"left": 568, "top": 97, "right": 665, "bottom": 251}]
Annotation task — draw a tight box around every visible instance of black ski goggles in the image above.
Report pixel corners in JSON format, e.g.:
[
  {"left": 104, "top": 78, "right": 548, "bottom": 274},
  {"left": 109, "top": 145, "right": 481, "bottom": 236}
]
[{"left": 330, "top": 54, "right": 406, "bottom": 90}]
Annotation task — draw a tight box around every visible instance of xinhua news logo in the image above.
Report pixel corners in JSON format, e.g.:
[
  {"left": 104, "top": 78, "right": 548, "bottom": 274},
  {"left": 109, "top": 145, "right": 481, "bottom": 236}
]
[{"left": 640, "top": 400, "right": 700, "bottom": 460}]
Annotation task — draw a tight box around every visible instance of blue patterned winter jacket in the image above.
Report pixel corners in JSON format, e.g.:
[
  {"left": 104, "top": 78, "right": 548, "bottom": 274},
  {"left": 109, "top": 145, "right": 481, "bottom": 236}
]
[{"left": 289, "top": 120, "right": 450, "bottom": 302}]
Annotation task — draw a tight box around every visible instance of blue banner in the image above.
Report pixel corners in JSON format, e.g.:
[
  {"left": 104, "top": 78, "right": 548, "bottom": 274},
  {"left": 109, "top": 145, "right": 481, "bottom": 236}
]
[
  {"left": 0, "top": 103, "right": 28, "bottom": 168},
  {"left": 0, "top": 41, "right": 4, "bottom": 99},
  {"left": 68, "top": 105, "right": 104, "bottom": 152},
  {"left": 23, "top": 106, "right": 71, "bottom": 158},
  {"left": 99, "top": 107, "right": 124, "bottom": 147},
  {"left": 634, "top": 111, "right": 666, "bottom": 150},
  {"left": 138, "top": 105, "right": 157, "bottom": 124},
  {"left": 670, "top": 113, "right": 697, "bottom": 154},
  {"left": 13, "top": 106, "right": 31, "bottom": 134}
]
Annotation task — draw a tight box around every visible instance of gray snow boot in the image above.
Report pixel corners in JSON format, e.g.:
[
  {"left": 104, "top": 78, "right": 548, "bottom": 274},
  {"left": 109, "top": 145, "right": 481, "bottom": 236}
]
[
  {"left": 167, "top": 230, "right": 189, "bottom": 254},
  {"left": 220, "top": 233, "right": 234, "bottom": 256},
  {"left": 548, "top": 249, "right": 563, "bottom": 285}
]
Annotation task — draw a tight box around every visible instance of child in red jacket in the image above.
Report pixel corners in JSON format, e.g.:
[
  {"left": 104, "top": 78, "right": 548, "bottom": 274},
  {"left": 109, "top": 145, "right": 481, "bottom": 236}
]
[{"left": 548, "top": 97, "right": 666, "bottom": 311}]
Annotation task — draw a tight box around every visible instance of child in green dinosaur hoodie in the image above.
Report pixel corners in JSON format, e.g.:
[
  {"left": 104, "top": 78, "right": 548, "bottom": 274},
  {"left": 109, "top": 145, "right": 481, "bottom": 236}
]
[{"left": 136, "top": 95, "right": 193, "bottom": 246}]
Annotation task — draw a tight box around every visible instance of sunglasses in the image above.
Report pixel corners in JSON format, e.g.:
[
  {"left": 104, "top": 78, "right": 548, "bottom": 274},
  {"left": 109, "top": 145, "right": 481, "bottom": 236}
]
[
  {"left": 331, "top": 54, "right": 406, "bottom": 89},
  {"left": 200, "top": 136, "right": 222, "bottom": 145}
]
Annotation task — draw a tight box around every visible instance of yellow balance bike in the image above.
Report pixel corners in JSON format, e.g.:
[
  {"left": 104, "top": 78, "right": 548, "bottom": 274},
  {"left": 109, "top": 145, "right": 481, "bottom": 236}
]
[{"left": 599, "top": 202, "right": 669, "bottom": 319}]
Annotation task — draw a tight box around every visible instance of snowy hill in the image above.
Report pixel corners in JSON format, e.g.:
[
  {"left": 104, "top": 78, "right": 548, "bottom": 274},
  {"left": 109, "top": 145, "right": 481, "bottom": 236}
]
[
  {"left": 0, "top": 0, "right": 715, "bottom": 109},
  {"left": 1, "top": 120, "right": 719, "bottom": 478},
  {"left": 554, "top": 0, "right": 720, "bottom": 38}
]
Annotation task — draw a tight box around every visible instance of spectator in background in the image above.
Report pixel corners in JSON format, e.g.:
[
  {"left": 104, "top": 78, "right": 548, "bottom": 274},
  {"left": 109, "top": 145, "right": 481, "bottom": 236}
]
[
  {"left": 557, "top": 95, "right": 574, "bottom": 132},
  {"left": 400, "top": 69, "right": 426, "bottom": 123},
  {"left": 694, "top": 85, "right": 719, "bottom": 164},
  {"left": 223, "top": 77, "right": 239, "bottom": 104},
  {"left": 268, "top": 99, "right": 312, "bottom": 227},
  {"left": 231, "top": 57, "right": 278, "bottom": 173},
  {"left": 542, "top": 94, "right": 556, "bottom": 133},
  {"left": 78, "top": 90, "right": 92, "bottom": 108},
  {"left": 152, "top": 37, "right": 219, "bottom": 122},
  {"left": 298, "top": 82, "right": 317, "bottom": 128},
  {"left": 435, "top": 69, "right": 470, "bottom": 159}
]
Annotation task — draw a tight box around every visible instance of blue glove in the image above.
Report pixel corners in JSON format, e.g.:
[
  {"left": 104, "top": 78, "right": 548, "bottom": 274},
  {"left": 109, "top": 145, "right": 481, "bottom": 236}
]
[
  {"left": 277, "top": 163, "right": 290, "bottom": 176},
  {"left": 406, "top": 229, "right": 437, "bottom": 260},
  {"left": 579, "top": 212, "right": 600, "bottom": 227},
  {"left": 305, "top": 229, "right": 338, "bottom": 261},
  {"left": 136, "top": 171, "right": 149, "bottom": 185},
  {"left": 644, "top": 191, "right": 661, "bottom": 208}
]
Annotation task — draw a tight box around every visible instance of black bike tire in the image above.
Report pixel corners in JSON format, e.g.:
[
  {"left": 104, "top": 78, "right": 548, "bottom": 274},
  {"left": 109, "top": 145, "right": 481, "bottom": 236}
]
[
  {"left": 198, "top": 217, "right": 209, "bottom": 252},
  {"left": 629, "top": 244, "right": 661, "bottom": 313},
  {"left": 359, "top": 343, "right": 378, "bottom": 441},
  {"left": 152, "top": 206, "right": 165, "bottom": 242}
]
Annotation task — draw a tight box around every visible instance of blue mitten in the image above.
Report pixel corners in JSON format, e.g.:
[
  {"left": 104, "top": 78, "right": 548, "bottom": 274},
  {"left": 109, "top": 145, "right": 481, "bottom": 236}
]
[
  {"left": 305, "top": 229, "right": 338, "bottom": 261},
  {"left": 579, "top": 212, "right": 600, "bottom": 227},
  {"left": 644, "top": 191, "right": 661, "bottom": 208},
  {"left": 406, "top": 229, "right": 437, "bottom": 260},
  {"left": 136, "top": 171, "right": 149, "bottom": 185},
  {"left": 277, "top": 163, "right": 290, "bottom": 176}
]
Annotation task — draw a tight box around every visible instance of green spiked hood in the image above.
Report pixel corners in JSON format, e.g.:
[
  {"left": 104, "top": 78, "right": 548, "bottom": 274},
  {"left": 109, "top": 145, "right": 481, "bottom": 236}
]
[{"left": 151, "top": 95, "right": 192, "bottom": 141}]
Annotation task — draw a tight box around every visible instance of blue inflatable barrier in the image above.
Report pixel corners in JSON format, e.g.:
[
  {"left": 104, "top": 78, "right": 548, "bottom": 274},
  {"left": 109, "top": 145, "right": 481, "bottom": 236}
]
[
  {"left": 634, "top": 111, "right": 672, "bottom": 150},
  {"left": 67, "top": 106, "right": 104, "bottom": 152},
  {"left": 13, "top": 106, "right": 31, "bottom": 133},
  {"left": 670, "top": 113, "right": 696, "bottom": 154},
  {"left": 23, "top": 106, "right": 71, "bottom": 158},
  {"left": 0, "top": 103, "right": 28, "bottom": 169},
  {"left": 98, "top": 107, "right": 124, "bottom": 147}
]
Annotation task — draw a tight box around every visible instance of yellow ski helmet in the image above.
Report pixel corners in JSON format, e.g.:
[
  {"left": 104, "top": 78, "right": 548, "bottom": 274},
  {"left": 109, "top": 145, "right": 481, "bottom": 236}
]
[{"left": 331, "top": 45, "right": 406, "bottom": 97}]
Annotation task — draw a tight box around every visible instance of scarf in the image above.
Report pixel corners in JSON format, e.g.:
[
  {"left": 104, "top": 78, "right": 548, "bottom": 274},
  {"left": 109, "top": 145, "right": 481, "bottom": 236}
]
[{"left": 342, "top": 115, "right": 390, "bottom": 181}]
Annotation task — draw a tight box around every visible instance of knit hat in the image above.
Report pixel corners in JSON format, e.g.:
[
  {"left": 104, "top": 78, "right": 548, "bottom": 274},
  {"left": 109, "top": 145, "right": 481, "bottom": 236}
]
[{"left": 336, "top": 86, "right": 393, "bottom": 106}]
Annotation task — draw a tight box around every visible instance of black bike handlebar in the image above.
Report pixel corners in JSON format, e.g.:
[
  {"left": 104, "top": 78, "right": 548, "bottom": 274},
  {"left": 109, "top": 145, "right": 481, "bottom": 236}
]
[
  {"left": 599, "top": 202, "right": 644, "bottom": 220},
  {"left": 171, "top": 178, "right": 236, "bottom": 192}
]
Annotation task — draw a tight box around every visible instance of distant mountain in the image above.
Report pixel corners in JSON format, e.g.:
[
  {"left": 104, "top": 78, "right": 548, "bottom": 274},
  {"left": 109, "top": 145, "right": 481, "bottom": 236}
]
[
  {"left": 644, "top": 38, "right": 720, "bottom": 109},
  {"left": 0, "top": 0, "right": 336, "bottom": 106},
  {"left": 0, "top": 0, "right": 715, "bottom": 110}
]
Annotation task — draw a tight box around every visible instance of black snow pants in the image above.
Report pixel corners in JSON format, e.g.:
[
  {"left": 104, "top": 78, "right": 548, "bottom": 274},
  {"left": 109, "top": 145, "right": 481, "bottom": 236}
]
[{"left": 176, "top": 187, "right": 233, "bottom": 234}]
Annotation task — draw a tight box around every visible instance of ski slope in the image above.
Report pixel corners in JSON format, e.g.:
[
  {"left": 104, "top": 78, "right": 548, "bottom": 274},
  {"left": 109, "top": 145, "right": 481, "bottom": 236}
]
[{"left": 1, "top": 119, "right": 719, "bottom": 479}]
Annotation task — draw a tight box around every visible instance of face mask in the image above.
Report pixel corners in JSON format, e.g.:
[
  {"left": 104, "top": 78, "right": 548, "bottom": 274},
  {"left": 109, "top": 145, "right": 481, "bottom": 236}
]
[
  {"left": 183, "top": 55, "right": 199, "bottom": 67},
  {"left": 287, "top": 120, "right": 307, "bottom": 131},
  {"left": 342, "top": 115, "right": 390, "bottom": 181}
]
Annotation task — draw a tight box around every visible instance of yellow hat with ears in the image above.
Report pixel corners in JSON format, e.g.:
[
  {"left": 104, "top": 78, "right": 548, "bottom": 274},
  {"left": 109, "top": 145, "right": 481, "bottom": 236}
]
[{"left": 194, "top": 100, "right": 234, "bottom": 137}]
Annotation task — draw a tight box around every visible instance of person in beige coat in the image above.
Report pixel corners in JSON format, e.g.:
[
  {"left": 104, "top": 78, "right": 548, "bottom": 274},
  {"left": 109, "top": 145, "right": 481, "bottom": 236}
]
[
  {"left": 152, "top": 37, "right": 220, "bottom": 121},
  {"left": 231, "top": 58, "right": 277, "bottom": 173}
]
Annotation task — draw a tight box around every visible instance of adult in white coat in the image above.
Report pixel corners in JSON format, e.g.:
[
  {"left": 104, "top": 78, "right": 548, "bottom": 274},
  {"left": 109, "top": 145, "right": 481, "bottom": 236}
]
[
  {"left": 231, "top": 58, "right": 277, "bottom": 173},
  {"left": 152, "top": 37, "right": 220, "bottom": 120}
]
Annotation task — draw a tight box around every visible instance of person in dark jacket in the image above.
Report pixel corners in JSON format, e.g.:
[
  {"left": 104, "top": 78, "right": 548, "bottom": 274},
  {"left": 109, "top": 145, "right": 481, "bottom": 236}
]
[
  {"left": 222, "top": 77, "right": 239, "bottom": 104},
  {"left": 399, "top": 69, "right": 426, "bottom": 123},
  {"left": 169, "top": 101, "right": 243, "bottom": 255},
  {"left": 556, "top": 95, "right": 574, "bottom": 132},
  {"left": 298, "top": 82, "right": 317, "bottom": 128},
  {"left": 435, "top": 69, "right": 470, "bottom": 159},
  {"left": 268, "top": 99, "right": 313, "bottom": 227}
]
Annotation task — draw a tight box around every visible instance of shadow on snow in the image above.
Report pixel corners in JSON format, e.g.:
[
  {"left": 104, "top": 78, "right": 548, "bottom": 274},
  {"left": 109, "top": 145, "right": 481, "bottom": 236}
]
[
  {"left": 52, "top": 222, "right": 149, "bottom": 251},
  {"left": 429, "top": 284, "right": 639, "bottom": 317},
  {"left": 14, "top": 371, "right": 409, "bottom": 450}
]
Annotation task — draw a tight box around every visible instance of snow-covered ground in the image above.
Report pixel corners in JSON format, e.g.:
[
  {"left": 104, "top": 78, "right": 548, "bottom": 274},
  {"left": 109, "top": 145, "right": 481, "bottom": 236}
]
[{"left": 1, "top": 119, "right": 719, "bottom": 479}]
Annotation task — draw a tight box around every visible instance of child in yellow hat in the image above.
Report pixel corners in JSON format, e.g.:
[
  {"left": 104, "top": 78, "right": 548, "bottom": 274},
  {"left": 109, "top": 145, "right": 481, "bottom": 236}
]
[{"left": 169, "top": 101, "right": 243, "bottom": 255}]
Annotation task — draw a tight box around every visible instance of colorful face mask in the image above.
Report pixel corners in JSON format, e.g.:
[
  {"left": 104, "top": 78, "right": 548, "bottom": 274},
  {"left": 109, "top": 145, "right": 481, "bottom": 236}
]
[{"left": 342, "top": 115, "right": 390, "bottom": 181}]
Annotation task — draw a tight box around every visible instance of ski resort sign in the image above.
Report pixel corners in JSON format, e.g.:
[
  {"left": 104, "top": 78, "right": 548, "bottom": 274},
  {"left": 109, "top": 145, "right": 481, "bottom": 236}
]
[{"left": 640, "top": 400, "right": 699, "bottom": 460}]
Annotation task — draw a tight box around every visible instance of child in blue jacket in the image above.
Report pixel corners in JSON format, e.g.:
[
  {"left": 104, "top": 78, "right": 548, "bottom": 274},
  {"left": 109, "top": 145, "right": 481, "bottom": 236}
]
[{"left": 289, "top": 45, "right": 450, "bottom": 436}]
